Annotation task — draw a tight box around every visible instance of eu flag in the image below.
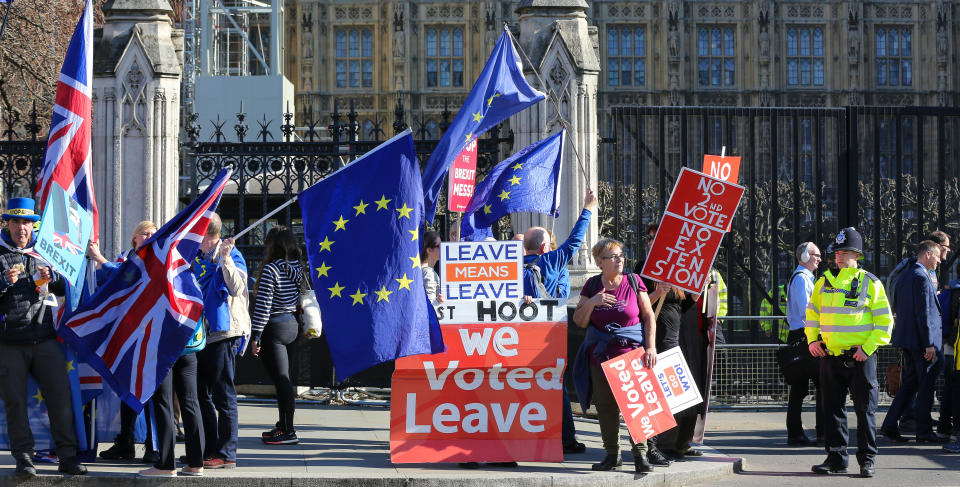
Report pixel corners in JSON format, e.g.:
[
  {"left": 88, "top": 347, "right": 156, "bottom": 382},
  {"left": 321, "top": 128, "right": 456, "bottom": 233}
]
[
  {"left": 300, "top": 130, "right": 445, "bottom": 381},
  {"left": 422, "top": 26, "right": 545, "bottom": 224},
  {"left": 460, "top": 131, "right": 565, "bottom": 241}
]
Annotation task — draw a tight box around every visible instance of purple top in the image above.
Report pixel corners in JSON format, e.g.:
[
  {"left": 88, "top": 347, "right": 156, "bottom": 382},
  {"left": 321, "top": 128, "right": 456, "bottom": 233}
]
[{"left": 581, "top": 276, "right": 647, "bottom": 363}]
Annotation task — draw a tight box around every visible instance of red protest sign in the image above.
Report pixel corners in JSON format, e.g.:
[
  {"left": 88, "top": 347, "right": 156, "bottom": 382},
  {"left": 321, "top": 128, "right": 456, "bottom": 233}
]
[
  {"left": 447, "top": 139, "right": 478, "bottom": 212},
  {"left": 601, "top": 347, "right": 676, "bottom": 443},
  {"left": 641, "top": 168, "right": 744, "bottom": 295},
  {"left": 390, "top": 299, "right": 566, "bottom": 463},
  {"left": 702, "top": 154, "right": 741, "bottom": 184}
]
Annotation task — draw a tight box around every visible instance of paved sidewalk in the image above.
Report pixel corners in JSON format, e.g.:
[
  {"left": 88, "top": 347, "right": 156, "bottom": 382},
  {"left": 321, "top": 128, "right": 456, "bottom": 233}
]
[{"left": 0, "top": 401, "right": 740, "bottom": 486}]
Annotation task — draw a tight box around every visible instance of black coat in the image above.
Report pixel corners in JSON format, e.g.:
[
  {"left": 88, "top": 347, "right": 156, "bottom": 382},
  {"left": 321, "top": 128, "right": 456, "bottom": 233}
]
[{"left": 0, "top": 243, "right": 66, "bottom": 344}]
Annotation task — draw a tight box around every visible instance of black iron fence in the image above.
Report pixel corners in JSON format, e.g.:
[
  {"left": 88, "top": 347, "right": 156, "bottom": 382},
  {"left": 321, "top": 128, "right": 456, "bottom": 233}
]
[{"left": 600, "top": 105, "right": 960, "bottom": 344}]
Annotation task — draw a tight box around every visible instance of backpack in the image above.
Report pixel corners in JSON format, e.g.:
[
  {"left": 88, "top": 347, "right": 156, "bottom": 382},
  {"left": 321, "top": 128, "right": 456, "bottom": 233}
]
[
  {"left": 523, "top": 261, "right": 553, "bottom": 298},
  {"left": 583, "top": 273, "right": 642, "bottom": 300}
]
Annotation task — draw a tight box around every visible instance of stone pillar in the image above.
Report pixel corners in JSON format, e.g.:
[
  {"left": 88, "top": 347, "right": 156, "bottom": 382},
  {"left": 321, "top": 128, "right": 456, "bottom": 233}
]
[
  {"left": 92, "top": 0, "right": 183, "bottom": 258},
  {"left": 511, "top": 0, "right": 600, "bottom": 293}
]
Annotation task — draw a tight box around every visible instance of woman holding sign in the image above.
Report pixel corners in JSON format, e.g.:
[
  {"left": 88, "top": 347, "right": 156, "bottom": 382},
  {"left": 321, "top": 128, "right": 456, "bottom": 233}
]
[{"left": 572, "top": 238, "right": 658, "bottom": 473}]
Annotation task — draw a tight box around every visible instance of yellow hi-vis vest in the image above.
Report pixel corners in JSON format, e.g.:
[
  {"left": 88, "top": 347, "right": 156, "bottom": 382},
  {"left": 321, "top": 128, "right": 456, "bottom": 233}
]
[{"left": 804, "top": 266, "right": 894, "bottom": 356}]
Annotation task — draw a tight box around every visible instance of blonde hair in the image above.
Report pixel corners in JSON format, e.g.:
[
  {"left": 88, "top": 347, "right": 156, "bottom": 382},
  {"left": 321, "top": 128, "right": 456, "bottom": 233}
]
[
  {"left": 130, "top": 220, "right": 158, "bottom": 248},
  {"left": 591, "top": 237, "right": 624, "bottom": 264}
]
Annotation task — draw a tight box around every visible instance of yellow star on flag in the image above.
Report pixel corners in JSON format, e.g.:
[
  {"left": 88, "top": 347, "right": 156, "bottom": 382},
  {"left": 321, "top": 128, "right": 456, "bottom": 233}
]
[
  {"left": 487, "top": 92, "right": 501, "bottom": 106},
  {"left": 375, "top": 195, "right": 392, "bottom": 211},
  {"left": 32, "top": 389, "right": 43, "bottom": 405},
  {"left": 328, "top": 282, "right": 345, "bottom": 298},
  {"left": 512, "top": 162, "right": 524, "bottom": 170},
  {"left": 349, "top": 289, "right": 367, "bottom": 306},
  {"left": 333, "top": 215, "right": 349, "bottom": 231},
  {"left": 498, "top": 189, "right": 511, "bottom": 201},
  {"left": 375, "top": 285, "right": 393, "bottom": 303},
  {"left": 472, "top": 111, "right": 483, "bottom": 122},
  {"left": 508, "top": 175, "right": 521, "bottom": 186},
  {"left": 465, "top": 133, "right": 473, "bottom": 142},
  {"left": 396, "top": 273, "right": 414, "bottom": 291},
  {"left": 409, "top": 254, "right": 420, "bottom": 269},
  {"left": 396, "top": 203, "right": 413, "bottom": 219},
  {"left": 409, "top": 229, "right": 418, "bottom": 241},
  {"left": 353, "top": 200, "right": 369, "bottom": 215},
  {"left": 318, "top": 237, "right": 334, "bottom": 252},
  {"left": 66, "top": 361, "right": 75, "bottom": 372},
  {"left": 315, "top": 262, "right": 332, "bottom": 278},
  {"left": 483, "top": 204, "right": 492, "bottom": 214}
]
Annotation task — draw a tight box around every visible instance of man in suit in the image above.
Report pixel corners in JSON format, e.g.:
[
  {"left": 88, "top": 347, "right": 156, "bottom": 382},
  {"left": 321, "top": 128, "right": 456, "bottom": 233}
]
[{"left": 881, "top": 240, "right": 950, "bottom": 443}]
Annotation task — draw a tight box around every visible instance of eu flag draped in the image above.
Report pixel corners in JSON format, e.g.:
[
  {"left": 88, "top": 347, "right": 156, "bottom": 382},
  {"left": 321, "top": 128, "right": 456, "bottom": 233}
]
[
  {"left": 421, "top": 27, "right": 545, "bottom": 224},
  {"left": 460, "top": 131, "right": 565, "bottom": 241},
  {"left": 57, "top": 169, "right": 232, "bottom": 411},
  {"left": 300, "top": 130, "right": 445, "bottom": 381},
  {"left": 36, "top": 0, "right": 98, "bottom": 241}
]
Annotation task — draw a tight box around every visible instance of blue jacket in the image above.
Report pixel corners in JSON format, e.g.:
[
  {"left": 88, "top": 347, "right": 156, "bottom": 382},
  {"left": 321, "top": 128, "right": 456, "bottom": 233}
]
[
  {"left": 572, "top": 324, "right": 645, "bottom": 413},
  {"left": 891, "top": 263, "right": 941, "bottom": 350},
  {"left": 522, "top": 209, "right": 591, "bottom": 298}
]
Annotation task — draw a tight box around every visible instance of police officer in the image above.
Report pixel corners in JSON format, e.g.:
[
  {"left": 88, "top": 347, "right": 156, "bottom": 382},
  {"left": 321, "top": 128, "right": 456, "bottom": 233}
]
[{"left": 805, "top": 227, "right": 893, "bottom": 479}]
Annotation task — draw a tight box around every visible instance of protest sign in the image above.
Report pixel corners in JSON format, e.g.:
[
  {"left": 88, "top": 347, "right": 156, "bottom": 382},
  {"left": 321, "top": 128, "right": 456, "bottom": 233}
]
[
  {"left": 447, "top": 139, "right": 479, "bottom": 212},
  {"left": 641, "top": 168, "right": 744, "bottom": 294},
  {"left": 702, "top": 154, "right": 741, "bottom": 184},
  {"left": 390, "top": 298, "right": 566, "bottom": 463},
  {"left": 440, "top": 241, "right": 523, "bottom": 300},
  {"left": 35, "top": 183, "right": 94, "bottom": 287},
  {"left": 601, "top": 347, "right": 677, "bottom": 443},
  {"left": 653, "top": 346, "right": 703, "bottom": 414}
]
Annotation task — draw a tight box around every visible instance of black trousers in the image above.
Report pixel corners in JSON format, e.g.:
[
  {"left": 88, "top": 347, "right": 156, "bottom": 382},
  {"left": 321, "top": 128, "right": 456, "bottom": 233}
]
[
  {"left": 786, "top": 329, "right": 823, "bottom": 439},
  {"left": 260, "top": 314, "right": 299, "bottom": 434},
  {"left": 117, "top": 402, "right": 153, "bottom": 448},
  {"left": 820, "top": 352, "right": 878, "bottom": 467},
  {"left": 152, "top": 353, "right": 204, "bottom": 469},
  {"left": 882, "top": 347, "right": 944, "bottom": 435},
  {"left": 0, "top": 339, "right": 78, "bottom": 459},
  {"left": 198, "top": 337, "right": 240, "bottom": 461}
]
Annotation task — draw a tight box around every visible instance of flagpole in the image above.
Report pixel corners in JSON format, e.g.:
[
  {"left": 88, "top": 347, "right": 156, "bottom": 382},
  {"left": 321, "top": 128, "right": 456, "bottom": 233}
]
[
  {"left": 505, "top": 25, "right": 591, "bottom": 187},
  {"left": 0, "top": 1, "right": 11, "bottom": 42},
  {"left": 232, "top": 195, "right": 298, "bottom": 240}
]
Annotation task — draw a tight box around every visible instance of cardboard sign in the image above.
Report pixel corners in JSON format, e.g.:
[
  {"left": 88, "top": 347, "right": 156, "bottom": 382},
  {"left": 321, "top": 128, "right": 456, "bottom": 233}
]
[
  {"left": 447, "top": 139, "right": 479, "bottom": 212},
  {"left": 35, "top": 183, "right": 94, "bottom": 287},
  {"left": 391, "top": 299, "right": 566, "bottom": 463},
  {"left": 601, "top": 347, "right": 677, "bottom": 443},
  {"left": 440, "top": 241, "right": 523, "bottom": 300},
  {"left": 653, "top": 347, "right": 703, "bottom": 414},
  {"left": 702, "top": 154, "right": 741, "bottom": 184},
  {"left": 641, "top": 168, "right": 744, "bottom": 295}
]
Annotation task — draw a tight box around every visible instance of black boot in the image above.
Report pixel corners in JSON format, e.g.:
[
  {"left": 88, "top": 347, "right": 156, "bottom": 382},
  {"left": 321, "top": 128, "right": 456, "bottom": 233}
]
[
  {"left": 99, "top": 438, "right": 135, "bottom": 460},
  {"left": 647, "top": 447, "right": 672, "bottom": 466},
  {"left": 15, "top": 454, "right": 37, "bottom": 479},
  {"left": 634, "top": 454, "right": 653, "bottom": 473},
  {"left": 591, "top": 453, "right": 622, "bottom": 471},
  {"left": 58, "top": 456, "right": 88, "bottom": 475}
]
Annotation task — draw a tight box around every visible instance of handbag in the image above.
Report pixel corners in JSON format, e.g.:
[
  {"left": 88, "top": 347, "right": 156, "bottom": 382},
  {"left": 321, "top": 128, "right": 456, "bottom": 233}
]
[
  {"left": 297, "top": 270, "right": 322, "bottom": 339},
  {"left": 776, "top": 340, "right": 816, "bottom": 385},
  {"left": 886, "top": 350, "right": 903, "bottom": 395}
]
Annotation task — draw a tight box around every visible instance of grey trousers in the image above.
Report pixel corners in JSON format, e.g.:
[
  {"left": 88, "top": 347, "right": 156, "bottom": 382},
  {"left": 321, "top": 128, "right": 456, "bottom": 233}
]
[{"left": 0, "top": 338, "right": 78, "bottom": 459}]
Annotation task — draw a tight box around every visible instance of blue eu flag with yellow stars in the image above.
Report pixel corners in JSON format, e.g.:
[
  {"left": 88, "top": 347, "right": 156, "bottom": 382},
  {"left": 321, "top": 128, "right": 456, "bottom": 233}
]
[
  {"left": 422, "top": 26, "right": 546, "bottom": 224},
  {"left": 460, "top": 131, "right": 565, "bottom": 241},
  {"left": 300, "top": 130, "right": 445, "bottom": 381}
]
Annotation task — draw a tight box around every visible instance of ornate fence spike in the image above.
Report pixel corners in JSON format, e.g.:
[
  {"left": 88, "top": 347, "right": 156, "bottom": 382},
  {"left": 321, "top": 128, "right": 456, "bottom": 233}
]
[
  {"left": 370, "top": 115, "right": 385, "bottom": 142},
  {"left": 347, "top": 99, "right": 359, "bottom": 142},
  {"left": 234, "top": 102, "right": 248, "bottom": 143},
  {"left": 26, "top": 101, "right": 43, "bottom": 141},
  {"left": 328, "top": 99, "right": 343, "bottom": 144},
  {"left": 257, "top": 115, "right": 273, "bottom": 142},
  {"left": 210, "top": 115, "right": 226, "bottom": 143},
  {"left": 393, "top": 96, "right": 407, "bottom": 135},
  {"left": 281, "top": 102, "right": 295, "bottom": 142},
  {"left": 440, "top": 98, "right": 451, "bottom": 133}
]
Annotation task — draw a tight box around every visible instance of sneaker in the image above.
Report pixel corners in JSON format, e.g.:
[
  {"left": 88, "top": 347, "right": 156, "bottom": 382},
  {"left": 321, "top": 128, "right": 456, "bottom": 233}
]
[
  {"left": 943, "top": 441, "right": 960, "bottom": 453},
  {"left": 203, "top": 457, "right": 237, "bottom": 469},
  {"left": 261, "top": 422, "right": 282, "bottom": 439},
  {"left": 263, "top": 431, "right": 299, "bottom": 445},
  {"left": 99, "top": 441, "right": 136, "bottom": 460},
  {"left": 142, "top": 448, "right": 159, "bottom": 464}
]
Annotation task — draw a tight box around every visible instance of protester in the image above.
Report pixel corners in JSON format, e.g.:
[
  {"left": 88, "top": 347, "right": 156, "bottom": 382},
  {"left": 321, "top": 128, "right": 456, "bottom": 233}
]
[
  {"left": 881, "top": 241, "right": 948, "bottom": 443},
  {"left": 193, "top": 213, "right": 249, "bottom": 468},
  {"left": 940, "top": 261, "right": 960, "bottom": 452},
  {"left": 806, "top": 227, "right": 893, "bottom": 478},
  {"left": 420, "top": 230, "right": 443, "bottom": 306},
  {"left": 251, "top": 226, "right": 304, "bottom": 445},
  {"left": 545, "top": 229, "right": 571, "bottom": 300},
  {"left": 572, "top": 238, "right": 658, "bottom": 473},
  {"left": 0, "top": 197, "right": 87, "bottom": 478},
  {"left": 87, "top": 220, "right": 159, "bottom": 464},
  {"left": 784, "top": 242, "right": 824, "bottom": 446}
]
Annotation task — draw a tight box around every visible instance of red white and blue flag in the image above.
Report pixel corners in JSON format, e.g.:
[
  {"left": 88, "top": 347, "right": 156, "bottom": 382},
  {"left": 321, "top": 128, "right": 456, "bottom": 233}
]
[
  {"left": 57, "top": 168, "right": 232, "bottom": 411},
  {"left": 36, "top": 0, "right": 99, "bottom": 241}
]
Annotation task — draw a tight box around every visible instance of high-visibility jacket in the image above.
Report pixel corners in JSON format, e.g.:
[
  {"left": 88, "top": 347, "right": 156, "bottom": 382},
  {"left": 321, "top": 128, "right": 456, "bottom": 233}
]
[
  {"left": 760, "top": 284, "right": 789, "bottom": 342},
  {"left": 804, "top": 266, "right": 894, "bottom": 356},
  {"left": 711, "top": 269, "right": 728, "bottom": 318}
]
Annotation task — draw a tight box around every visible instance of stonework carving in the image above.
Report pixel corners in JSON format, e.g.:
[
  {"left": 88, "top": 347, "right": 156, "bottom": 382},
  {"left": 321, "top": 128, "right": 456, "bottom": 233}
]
[
  {"left": 393, "top": 4, "right": 405, "bottom": 58},
  {"left": 301, "top": 12, "right": 313, "bottom": 60}
]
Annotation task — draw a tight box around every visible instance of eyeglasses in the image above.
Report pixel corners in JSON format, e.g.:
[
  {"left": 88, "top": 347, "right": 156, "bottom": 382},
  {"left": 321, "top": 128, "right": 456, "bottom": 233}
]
[{"left": 602, "top": 254, "right": 625, "bottom": 261}]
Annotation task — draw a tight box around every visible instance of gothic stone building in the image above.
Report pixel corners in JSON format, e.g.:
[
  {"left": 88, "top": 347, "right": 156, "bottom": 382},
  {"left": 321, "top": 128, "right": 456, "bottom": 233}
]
[{"left": 285, "top": 1, "right": 958, "bottom": 140}]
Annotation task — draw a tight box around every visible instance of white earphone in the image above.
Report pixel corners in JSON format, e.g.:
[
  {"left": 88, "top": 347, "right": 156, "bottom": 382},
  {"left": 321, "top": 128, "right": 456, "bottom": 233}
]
[{"left": 800, "top": 242, "right": 812, "bottom": 263}]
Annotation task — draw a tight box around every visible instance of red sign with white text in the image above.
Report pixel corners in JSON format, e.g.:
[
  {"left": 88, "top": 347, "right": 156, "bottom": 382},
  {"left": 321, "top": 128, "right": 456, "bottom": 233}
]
[
  {"left": 601, "top": 347, "right": 677, "bottom": 442},
  {"left": 702, "top": 155, "right": 741, "bottom": 184},
  {"left": 641, "top": 168, "right": 744, "bottom": 295},
  {"left": 447, "top": 140, "right": 479, "bottom": 212},
  {"left": 390, "top": 299, "right": 567, "bottom": 463}
]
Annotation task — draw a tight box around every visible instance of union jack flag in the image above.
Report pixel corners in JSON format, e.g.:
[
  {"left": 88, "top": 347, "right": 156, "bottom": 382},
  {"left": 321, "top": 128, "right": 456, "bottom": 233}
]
[
  {"left": 57, "top": 168, "right": 232, "bottom": 411},
  {"left": 53, "top": 230, "right": 83, "bottom": 255},
  {"left": 36, "top": 0, "right": 99, "bottom": 240}
]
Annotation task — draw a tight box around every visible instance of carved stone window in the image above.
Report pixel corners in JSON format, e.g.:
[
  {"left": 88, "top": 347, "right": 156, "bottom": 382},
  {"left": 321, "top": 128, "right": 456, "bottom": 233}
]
[
  {"left": 606, "top": 25, "right": 646, "bottom": 87},
  {"left": 698, "top": 26, "right": 736, "bottom": 86},
  {"left": 335, "top": 28, "right": 373, "bottom": 88},
  {"left": 426, "top": 26, "right": 465, "bottom": 88},
  {"left": 787, "top": 27, "right": 825, "bottom": 86},
  {"left": 875, "top": 27, "right": 913, "bottom": 87}
]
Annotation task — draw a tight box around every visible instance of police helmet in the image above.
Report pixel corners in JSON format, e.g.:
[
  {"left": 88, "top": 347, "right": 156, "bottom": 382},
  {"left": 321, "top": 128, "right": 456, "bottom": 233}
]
[{"left": 828, "top": 227, "right": 863, "bottom": 254}]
